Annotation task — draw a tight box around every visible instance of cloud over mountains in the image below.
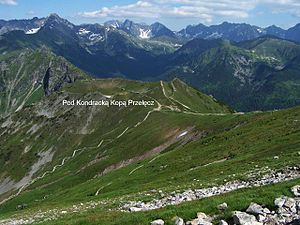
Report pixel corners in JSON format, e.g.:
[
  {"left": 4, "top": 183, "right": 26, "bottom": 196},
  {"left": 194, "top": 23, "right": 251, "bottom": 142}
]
[{"left": 79, "top": 0, "right": 300, "bottom": 22}]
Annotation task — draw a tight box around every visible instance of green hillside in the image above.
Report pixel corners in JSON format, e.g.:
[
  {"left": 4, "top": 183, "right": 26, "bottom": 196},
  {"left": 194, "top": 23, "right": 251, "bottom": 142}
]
[
  {"left": 161, "top": 37, "right": 300, "bottom": 111},
  {"left": 0, "top": 76, "right": 299, "bottom": 224}
]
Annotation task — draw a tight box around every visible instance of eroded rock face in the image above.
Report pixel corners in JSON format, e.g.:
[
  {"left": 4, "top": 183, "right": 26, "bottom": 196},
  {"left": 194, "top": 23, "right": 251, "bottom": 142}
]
[{"left": 0, "top": 48, "right": 86, "bottom": 117}]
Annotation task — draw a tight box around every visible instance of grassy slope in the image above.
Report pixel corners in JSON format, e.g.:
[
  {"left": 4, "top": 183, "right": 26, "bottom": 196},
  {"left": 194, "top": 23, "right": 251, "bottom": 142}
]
[
  {"left": 0, "top": 77, "right": 299, "bottom": 224},
  {"left": 0, "top": 78, "right": 230, "bottom": 212}
]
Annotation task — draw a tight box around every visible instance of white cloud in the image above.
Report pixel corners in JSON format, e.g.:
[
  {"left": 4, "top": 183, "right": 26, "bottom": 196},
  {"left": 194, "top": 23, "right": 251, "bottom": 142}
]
[
  {"left": 0, "top": 0, "right": 17, "bottom": 5},
  {"left": 262, "top": 0, "right": 300, "bottom": 17},
  {"left": 78, "top": 0, "right": 300, "bottom": 22}
]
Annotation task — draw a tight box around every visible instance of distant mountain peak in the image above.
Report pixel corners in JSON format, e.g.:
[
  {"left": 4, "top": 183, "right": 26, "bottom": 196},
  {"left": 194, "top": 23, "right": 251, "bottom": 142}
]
[
  {"left": 104, "top": 20, "right": 122, "bottom": 28},
  {"left": 48, "top": 13, "right": 60, "bottom": 18},
  {"left": 44, "top": 13, "right": 74, "bottom": 30}
]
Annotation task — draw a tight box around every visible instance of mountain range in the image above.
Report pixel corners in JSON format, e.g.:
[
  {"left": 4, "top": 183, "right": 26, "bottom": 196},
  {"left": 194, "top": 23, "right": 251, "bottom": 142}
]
[
  {"left": 2, "top": 14, "right": 300, "bottom": 43},
  {"left": 0, "top": 13, "right": 300, "bottom": 225},
  {"left": 0, "top": 13, "right": 300, "bottom": 112}
]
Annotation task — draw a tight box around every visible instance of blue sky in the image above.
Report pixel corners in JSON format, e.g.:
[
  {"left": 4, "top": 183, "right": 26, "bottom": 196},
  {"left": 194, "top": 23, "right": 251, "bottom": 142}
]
[{"left": 0, "top": 0, "right": 300, "bottom": 30}]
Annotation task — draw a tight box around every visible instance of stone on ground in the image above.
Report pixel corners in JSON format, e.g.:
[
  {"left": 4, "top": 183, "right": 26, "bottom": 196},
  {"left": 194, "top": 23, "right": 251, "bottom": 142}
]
[
  {"left": 246, "top": 202, "right": 264, "bottom": 215},
  {"left": 232, "top": 211, "right": 262, "bottom": 225},
  {"left": 151, "top": 219, "right": 165, "bottom": 225}
]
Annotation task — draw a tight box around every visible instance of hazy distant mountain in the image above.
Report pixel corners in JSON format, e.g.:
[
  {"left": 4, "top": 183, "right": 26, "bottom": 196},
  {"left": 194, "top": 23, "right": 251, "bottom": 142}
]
[
  {"left": 179, "top": 21, "right": 300, "bottom": 43},
  {"left": 264, "top": 25, "right": 286, "bottom": 39},
  {"left": 179, "top": 22, "right": 263, "bottom": 42},
  {"left": 0, "top": 17, "right": 45, "bottom": 35}
]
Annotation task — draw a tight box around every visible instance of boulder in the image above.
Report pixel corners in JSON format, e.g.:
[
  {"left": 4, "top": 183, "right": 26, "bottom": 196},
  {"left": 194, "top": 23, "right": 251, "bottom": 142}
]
[
  {"left": 151, "top": 219, "right": 165, "bottom": 225},
  {"left": 262, "top": 207, "right": 271, "bottom": 214},
  {"left": 232, "top": 211, "right": 262, "bottom": 225},
  {"left": 263, "top": 216, "right": 281, "bottom": 224},
  {"left": 217, "top": 202, "right": 228, "bottom": 210},
  {"left": 284, "top": 197, "right": 297, "bottom": 213},
  {"left": 257, "top": 214, "right": 266, "bottom": 223},
  {"left": 219, "top": 220, "right": 228, "bottom": 225},
  {"left": 274, "top": 197, "right": 286, "bottom": 208},
  {"left": 129, "top": 207, "right": 143, "bottom": 212},
  {"left": 246, "top": 202, "right": 264, "bottom": 215},
  {"left": 187, "top": 219, "right": 212, "bottom": 225},
  {"left": 291, "top": 185, "right": 300, "bottom": 197},
  {"left": 187, "top": 212, "right": 212, "bottom": 225},
  {"left": 197, "top": 212, "right": 211, "bottom": 220},
  {"left": 175, "top": 217, "right": 185, "bottom": 225}
]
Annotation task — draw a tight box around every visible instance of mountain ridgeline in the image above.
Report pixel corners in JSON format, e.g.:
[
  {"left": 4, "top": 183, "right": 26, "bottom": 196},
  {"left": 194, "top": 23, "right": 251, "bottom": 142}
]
[{"left": 0, "top": 14, "right": 300, "bottom": 111}]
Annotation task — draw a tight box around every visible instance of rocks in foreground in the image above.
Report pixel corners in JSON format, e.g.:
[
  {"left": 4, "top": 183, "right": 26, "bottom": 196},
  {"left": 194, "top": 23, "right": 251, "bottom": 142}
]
[
  {"left": 151, "top": 184, "right": 300, "bottom": 225},
  {"left": 124, "top": 167, "right": 300, "bottom": 212}
]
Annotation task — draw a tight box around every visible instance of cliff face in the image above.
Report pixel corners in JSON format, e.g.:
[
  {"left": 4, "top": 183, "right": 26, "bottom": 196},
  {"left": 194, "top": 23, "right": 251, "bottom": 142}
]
[{"left": 0, "top": 48, "right": 87, "bottom": 117}]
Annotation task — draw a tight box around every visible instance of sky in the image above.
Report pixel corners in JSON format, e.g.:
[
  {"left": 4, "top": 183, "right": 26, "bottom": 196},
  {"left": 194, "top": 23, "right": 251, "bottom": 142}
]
[{"left": 1, "top": 0, "right": 300, "bottom": 30}]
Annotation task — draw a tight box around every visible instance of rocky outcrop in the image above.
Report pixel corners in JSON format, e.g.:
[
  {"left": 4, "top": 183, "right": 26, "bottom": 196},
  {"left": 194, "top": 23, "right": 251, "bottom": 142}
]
[{"left": 0, "top": 48, "right": 87, "bottom": 117}]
